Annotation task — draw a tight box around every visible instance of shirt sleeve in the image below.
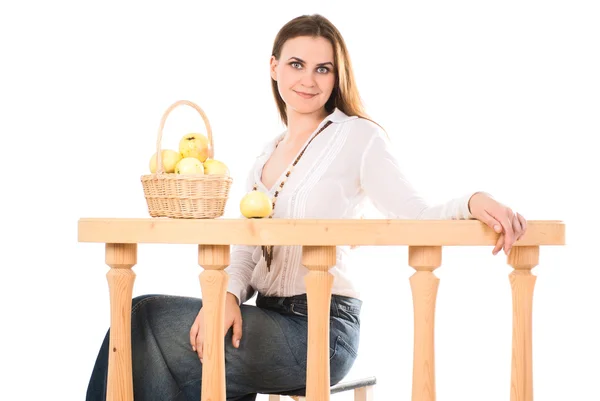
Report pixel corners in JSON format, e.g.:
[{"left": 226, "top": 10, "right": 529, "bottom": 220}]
[
  {"left": 225, "top": 243, "right": 256, "bottom": 305},
  {"left": 224, "top": 165, "right": 259, "bottom": 305},
  {"left": 359, "top": 128, "right": 479, "bottom": 220}
]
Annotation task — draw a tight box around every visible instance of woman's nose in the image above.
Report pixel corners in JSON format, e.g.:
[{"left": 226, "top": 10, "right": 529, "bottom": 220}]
[{"left": 300, "top": 71, "right": 317, "bottom": 87}]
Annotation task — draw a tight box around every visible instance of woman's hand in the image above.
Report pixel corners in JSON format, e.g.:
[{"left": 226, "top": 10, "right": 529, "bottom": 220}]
[
  {"left": 468, "top": 192, "right": 528, "bottom": 256},
  {"left": 189, "top": 292, "right": 243, "bottom": 363}
]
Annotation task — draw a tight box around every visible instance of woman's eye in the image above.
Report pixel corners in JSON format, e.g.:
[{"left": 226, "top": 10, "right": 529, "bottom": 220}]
[{"left": 290, "top": 62, "right": 329, "bottom": 74}]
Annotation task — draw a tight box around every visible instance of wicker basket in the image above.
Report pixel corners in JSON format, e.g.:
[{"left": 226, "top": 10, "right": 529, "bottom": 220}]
[{"left": 141, "top": 100, "right": 233, "bottom": 218}]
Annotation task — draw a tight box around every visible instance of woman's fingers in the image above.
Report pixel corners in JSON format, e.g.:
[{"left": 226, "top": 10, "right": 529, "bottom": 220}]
[
  {"left": 505, "top": 211, "right": 528, "bottom": 254},
  {"left": 499, "top": 212, "right": 515, "bottom": 254},
  {"left": 512, "top": 213, "right": 523, "bottom": 239},
  {"left": 196, "top": 333, "right": 203, "bottom": 362},
  {"left": 190, "top": 320, "right": 198, "bottom": 351},
  {"left": 492, "top": 212, "right": 527, "bottom": 255},
  {"left": 493, "top": 232, "right": 505, "bottom": 255},
  {"left": 516, "top": 212, "right": 527, "bottom": 237},
  {"left": 481, "top": 210, "right": 503, "bottom": 233},
  {"left": 190, "top": 310, "right": 204, "bottom": 362},
  {"left": 232, "top": 313, "right": 243, "bottom": 348}
]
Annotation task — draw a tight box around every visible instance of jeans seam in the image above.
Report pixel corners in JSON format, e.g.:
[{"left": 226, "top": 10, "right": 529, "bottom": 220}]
[
  {"left": 269, "top": 313, "right": 304, "bottom": 367},
  {"left": 330, "top": 335, "right": 340, "bottom": 361},
  {"left": 289, "top": 304, "right": 307, "bottom": 317},
  {"left": 131, "top": 294, "right": 181, "bottom": 314},
  {"left": 168, "top": 389, "right": 183, "bottom": 401},
  {"left": 179, "top": 377, "right": 200, "bottom": 392},
  {"left": 331, "top": 298, "right": 340, "bottom": 317},
  {"left": 336, "top": 335, "right": 358, "bottom": 358}
]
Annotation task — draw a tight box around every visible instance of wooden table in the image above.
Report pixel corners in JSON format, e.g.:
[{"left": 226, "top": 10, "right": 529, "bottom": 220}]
[{"left": 78, "top": 218, "right": 565, "bottom": 401}]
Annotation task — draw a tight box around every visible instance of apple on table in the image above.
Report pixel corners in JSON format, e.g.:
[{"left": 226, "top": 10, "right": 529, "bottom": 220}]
[{"left": 240, "top": 190, "right": 272, "bottom": 218}]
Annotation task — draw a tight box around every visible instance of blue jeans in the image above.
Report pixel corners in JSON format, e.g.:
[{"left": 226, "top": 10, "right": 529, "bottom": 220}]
[{"left": 86, "top": 292, "right": 362, "bottom": 401}]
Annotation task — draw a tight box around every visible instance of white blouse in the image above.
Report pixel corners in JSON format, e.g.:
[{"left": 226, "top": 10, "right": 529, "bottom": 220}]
[{"left": 226, "top": 108, "right": 477, "bottom": 304}]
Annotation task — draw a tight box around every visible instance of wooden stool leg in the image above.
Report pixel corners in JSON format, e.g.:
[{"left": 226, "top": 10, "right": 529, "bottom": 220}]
[
  {"left": 355, "top": 385, "right": 375, "bottom": 401},
  {"left": 105, "top": 243, "right": 137, "bottom": 401}
]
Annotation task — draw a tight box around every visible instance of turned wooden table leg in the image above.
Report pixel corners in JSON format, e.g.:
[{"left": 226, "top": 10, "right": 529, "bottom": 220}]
[
  {"left": 508, "top": 246, "right": 539, "bottom": 401},
  {"left": 198, "top": 244, "right": 230, "bottom": 401},
  {"left": 408, "top": 246, "right": 442, "bottom": 401},
  {"left": 302, "top": 246, "right": 336, "bottom": 401},
  {"left": 105, "top": 243, "right": 137, "bottom": 401}
]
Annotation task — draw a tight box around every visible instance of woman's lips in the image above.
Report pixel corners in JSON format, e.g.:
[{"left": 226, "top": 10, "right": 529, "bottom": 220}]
[{"left": 294, "top": 90, "right": 317, "bottom": 99}]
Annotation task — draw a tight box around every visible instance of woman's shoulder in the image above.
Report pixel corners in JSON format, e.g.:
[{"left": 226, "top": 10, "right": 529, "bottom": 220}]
[
  {"left": 346, "top": 116, "right": 383, "bottom": 132},
  {"left": 329, "top": 108, "right": 385, "bottom": 136},
  {"left": 343, "top": 116, "right": 389, "bottom": 146}
]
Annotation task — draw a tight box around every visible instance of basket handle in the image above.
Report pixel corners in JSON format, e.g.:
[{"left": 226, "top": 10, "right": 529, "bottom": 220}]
[{"left": 155, "top": 100, "right": 214, "bottom": 174}]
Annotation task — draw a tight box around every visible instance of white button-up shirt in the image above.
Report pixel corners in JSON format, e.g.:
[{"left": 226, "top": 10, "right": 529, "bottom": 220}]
[{"left": 226, "top": 108, "right": 477, "bottom": 304}]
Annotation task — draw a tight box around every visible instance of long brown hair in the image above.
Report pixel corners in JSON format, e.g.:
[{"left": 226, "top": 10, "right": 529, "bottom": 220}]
[{"left": 270, "top": 14, "right": 385, "bottom": 133}]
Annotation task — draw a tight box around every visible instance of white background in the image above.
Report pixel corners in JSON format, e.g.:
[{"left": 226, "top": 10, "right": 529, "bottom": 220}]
[{"left": 1, "top": 1, "right": 598, "bottom": 400}]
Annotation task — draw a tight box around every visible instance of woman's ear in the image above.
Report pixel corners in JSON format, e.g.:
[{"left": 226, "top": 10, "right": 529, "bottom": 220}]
[{"left": 270, "top": 56, "right": 278, "bottom": 81}]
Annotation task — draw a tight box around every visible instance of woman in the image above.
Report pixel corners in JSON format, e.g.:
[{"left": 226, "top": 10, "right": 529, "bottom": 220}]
[{"left": 86, "top": 14, "right": 526, "bottom": 401}]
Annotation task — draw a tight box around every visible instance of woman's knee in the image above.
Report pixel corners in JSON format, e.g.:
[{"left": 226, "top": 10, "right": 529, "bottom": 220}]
[
  {"left": 131, "top": 294, "right": 166, "bottom": 312},
  {"left": 129, "top": 295, "right": 204, "bottom": 376},
  {"left": 129, "top": 295, "right": 203, "bottom": 346}
]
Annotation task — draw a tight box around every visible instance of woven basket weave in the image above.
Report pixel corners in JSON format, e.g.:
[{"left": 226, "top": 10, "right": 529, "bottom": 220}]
[{"left": 141, "top": 100, "right": 233, "bottom": 219}]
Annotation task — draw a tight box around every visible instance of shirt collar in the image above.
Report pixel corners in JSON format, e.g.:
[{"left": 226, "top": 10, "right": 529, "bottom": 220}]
[
  {"left": 260, "top": 108, "right": 358, "bottom": 156},
  {"left": 325, "top": 107, "right": 358, "bottom": 124}
]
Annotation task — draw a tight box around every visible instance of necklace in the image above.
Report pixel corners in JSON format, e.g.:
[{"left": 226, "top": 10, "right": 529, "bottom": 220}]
[{"left": 253, "top": 120, "right": 333, "bottom": 271}]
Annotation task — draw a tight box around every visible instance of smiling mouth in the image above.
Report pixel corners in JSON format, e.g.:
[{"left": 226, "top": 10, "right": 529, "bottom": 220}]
[{"left": 294, "top": 90, "right": 317, "bottom": 98}]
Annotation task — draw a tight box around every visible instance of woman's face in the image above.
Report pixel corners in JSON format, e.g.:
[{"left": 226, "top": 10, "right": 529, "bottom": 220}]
[{"left": 270, "top": 36, "right": 336, "bottom": 116}]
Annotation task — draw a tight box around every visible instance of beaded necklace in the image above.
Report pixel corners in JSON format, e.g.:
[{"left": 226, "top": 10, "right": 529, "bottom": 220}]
[{"left": 253, "top": 120, "right": 333, "bottom": 271}]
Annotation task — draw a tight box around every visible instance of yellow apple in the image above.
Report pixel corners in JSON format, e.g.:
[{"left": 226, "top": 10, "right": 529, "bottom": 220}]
[
  {"left": 175, "top": 157, "right": 204, "bottom": 175},
  {"left": 179, "top": 133, "right": 209, "bottom": 162},
  {"left": 240, "top": 190, "right": 272, "bottom": 218},
  {"left": 203, "top": 159, "right": 230, "bottom": 176},
  {"left": 149, "top": 149, "right": 182, "bottom": 173}
]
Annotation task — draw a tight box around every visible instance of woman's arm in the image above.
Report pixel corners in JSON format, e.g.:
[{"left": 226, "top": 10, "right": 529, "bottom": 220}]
[
  {"left": 358, "top": 125, "right": 526, "bottom": 256},
  {"left": 359, "top": 127, "right": 480, "bottom": 220},
  {"left": 225, "top": 244, "right": 256, "bottom": 305}
]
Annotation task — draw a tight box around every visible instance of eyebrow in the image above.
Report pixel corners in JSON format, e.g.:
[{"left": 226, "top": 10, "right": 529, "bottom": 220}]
[{"left": 288, "top": 57, "right": 334, "bottom": 67}]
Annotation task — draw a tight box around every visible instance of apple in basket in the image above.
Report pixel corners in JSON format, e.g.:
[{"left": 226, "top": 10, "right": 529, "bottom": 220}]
[
  {"left": 175, "top": 157, "right": 204, "bottom": 175},
  {"left": 203, "top": 159, "right": 230, "bottom": 176},
  {"left": 240, "top": 190, "right": 272, "bottom": 218},
  {"left": 149, "top": 149, "right": 182, "bottom": 173},
  {"left": 179, "top": 133, "right": 209, "bottom": 162}
]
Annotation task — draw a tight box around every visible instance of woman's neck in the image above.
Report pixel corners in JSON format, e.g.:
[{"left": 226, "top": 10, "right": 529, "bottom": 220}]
[{"left": 283, "top": 107, "right": 329, "bottom": 146}]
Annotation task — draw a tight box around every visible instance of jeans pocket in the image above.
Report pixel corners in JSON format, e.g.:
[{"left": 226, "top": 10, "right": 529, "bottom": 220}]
[
  {"left": 335, "top": 335, "right": 358, "bottom": 358},
  {"left": 330, "top": 335, "right": 340, "bottom": 360},
  {"left": 330, "top": 335, "right": 358, "bottom": 360}
]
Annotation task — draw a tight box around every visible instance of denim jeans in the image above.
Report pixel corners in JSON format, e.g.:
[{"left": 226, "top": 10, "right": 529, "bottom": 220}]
[{"left": 86, "top": 292, "right": 362, "bottom": 401}]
